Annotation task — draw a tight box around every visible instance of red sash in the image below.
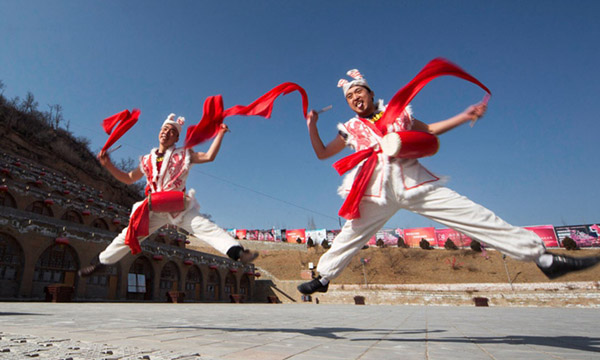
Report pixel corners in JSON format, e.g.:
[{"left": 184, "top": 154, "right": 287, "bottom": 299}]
[{"left": 124, "top": 191, "right": 185, "bottom": 254}]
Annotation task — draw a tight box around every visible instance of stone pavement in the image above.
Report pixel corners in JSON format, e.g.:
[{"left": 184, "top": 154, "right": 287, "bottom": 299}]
[{"left": 1, "top": 302, "right": 599, "bottom": 360}]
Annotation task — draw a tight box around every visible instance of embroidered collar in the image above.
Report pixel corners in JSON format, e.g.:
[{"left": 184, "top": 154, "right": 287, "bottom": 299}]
[{"left": 366, "top": 111, "right": 383, "bottom": 123}]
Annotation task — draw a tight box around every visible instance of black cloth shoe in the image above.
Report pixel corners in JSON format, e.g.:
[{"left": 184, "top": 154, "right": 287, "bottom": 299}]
[
  {"left": 538, "top": 253, "right": 600, "bottom": 279},
  {"left": 78, "top": 263, "right": 106, "bottom": 278},
  {"left": 297, "top": 277, "right": 329, "bottom": 295}
]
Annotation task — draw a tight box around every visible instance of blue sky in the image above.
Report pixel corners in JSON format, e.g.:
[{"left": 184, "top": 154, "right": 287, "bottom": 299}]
[{"left": 2, "top": 1, "right": 599, "bottom": 230}]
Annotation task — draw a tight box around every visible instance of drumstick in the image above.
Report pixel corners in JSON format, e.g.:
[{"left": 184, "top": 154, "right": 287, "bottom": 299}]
[
  {"left": 470, "top": 94, "right": 490, "bottom": 128},
  {"left": 317, "top": 105, "right": 333, "bottom": 114},
  {"left": 107, "top": 145, "right": 122, "bottom": 154}
]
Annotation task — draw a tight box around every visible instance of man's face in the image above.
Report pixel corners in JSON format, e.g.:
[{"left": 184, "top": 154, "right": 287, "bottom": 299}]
[
  {"left": 345, "top": 85, "right": 375, "bottom": 117},
  {"left": 158, "top": 124, "right": 179, "bottom": 148}
]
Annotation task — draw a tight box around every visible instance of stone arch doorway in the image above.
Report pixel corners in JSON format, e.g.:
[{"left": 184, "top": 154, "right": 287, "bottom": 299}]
[
  {"left": 159, "top": 261, "right": 181, "bottom": 296},
  {"left": 206, "top": 268, "right": 220, "bottom": 301},
  {"left": 84, "top": 262, "right": 119, "bottom": 301},
  {"left": 0, "top": 232, "right": 24, "bottom": 298},
  {"left": 224, "top": 272, "right": 237, "bottom": 301},
  {"left": 127, "top": 256, "right": 154, "bottom": 301},
  {"left": 184, "top": 265, "right": 203, "bottom": 301},
  {"left": 32, "top": 243, "right": 79, "bottom": 299},
  {"left": 240, "top": 274, "right": 251, "bottom": 302}
]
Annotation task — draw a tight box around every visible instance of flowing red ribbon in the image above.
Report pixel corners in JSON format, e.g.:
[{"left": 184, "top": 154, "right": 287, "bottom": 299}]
[
  {"left": 377, "top": 58, "right": 491, "bottom": 134},
  {"left": 184, "top": 82, "right": 308, "bottom": 148},
  {"left": 333, "top": 148, "right": 380, "bottom": 219},
  {"left": 124, "top": 199, "right": 149, "bottom": 254},
  {"left": 101, "top": 109, "right": 140, "bottom": 153},
  {"left": 335, "top": 58, "right": 491, "bottom": 220}
]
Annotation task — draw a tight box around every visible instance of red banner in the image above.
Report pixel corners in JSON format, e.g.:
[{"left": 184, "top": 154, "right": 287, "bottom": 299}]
[
  {"left": 459, "top": 234, "right": 474, "bottom": 247},
  {"left": 403, "top": 227, "right": 436, "bottom": 247},
  {"left": 435, "top": 228, "right": 464, "bottom": 248},
  {"left": 286, "top": 229, "right": 306, "bottom": 244},
  {"left": 235, "top": 229, "right": 247, "bottom": 240},
  {"left": 524, "top": 225, "right": 559, "bottom": 248}
]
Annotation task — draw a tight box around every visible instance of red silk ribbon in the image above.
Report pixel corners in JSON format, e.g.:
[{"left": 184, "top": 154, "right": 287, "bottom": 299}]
[
  {"left": 336, "top": 58, "right": 491, "bottom": 220},
  {"left": 101, "top": 109, "right": 140, "bottom": 153},
  {"left": 185, "top": 82, "right": 308, "bottom": 148},
  {"left": 124, "top": 192, "right": 186, "bottom": 254},
  {"left": 333, "top": 148, "right": 380, "bottom": 219},
  {"left": 377, "top": 58, "right": 491, "bottom": 134},
  {"left": 124, "top": 199, "right": 149, "bottom": 254}
]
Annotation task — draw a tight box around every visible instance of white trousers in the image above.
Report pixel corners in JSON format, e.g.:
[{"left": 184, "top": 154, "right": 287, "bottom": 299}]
[
  {"left": 99, "top": 207, "right": 241, "bottom": 265},
  {"left": 317, "top": 186, "right": 546, "bottom": 280}
]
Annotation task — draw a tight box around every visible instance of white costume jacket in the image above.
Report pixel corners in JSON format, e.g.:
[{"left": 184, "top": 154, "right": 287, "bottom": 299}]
[
  {"left": 337, "top": 101, "right": 443, "bottom": 205},
  {"left": 137, "top": 146, "right": 198, "bottom": 223}
]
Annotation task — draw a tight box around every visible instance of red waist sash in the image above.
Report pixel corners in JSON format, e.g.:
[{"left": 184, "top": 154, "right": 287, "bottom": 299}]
[{"left": 125, "top": 191, "right": 185, "bottom": 254}]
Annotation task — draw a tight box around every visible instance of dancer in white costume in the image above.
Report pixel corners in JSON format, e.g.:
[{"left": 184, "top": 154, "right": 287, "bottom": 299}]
[
  {"left": 79, "top": 114, "right": 257, "bottom": 277},
  {"left": 298, "top": 69, "right": 600, "bottom": 294}
]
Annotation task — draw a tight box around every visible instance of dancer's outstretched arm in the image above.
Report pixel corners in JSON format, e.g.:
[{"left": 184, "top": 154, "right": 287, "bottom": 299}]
[
  {"left": 97, "top": 152, "right": 143, "bottom": 185},
  {"left": 412, "top": 102, "right": 487, "bottom": 136},
  {"left": 306, "top": 110, "right": 346, "bottom": 160},
  {"left": 190, "top": 124, "right": 229, "bottom": 164}
]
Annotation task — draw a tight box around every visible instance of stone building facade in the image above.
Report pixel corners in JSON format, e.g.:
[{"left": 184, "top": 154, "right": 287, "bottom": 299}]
[{"left": 0, "top": 152, "right": 257, "bottom": 302}]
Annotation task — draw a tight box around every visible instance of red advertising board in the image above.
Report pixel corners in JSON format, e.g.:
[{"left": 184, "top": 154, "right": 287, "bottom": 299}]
[
  {"left": 286, "top": 229, "right": 306, "bottom": 244},
  {"left": 435, "top": 228, "right": 464, "bottom": 248},
  {"left": 459, "top": 234, "right": 473, "bottom": 247},
  {"left": 403, "top": 227, "right": 436, "bottom": 247},
  {"left": 235, "top": 229, "right": 247, "bottom": 240},
  {"left": 524, "top": 225, "right": 559, "bottom": 248}
]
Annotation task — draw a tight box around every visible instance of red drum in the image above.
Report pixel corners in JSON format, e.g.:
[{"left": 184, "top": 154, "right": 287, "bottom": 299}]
[
  {"left": 380, "top": 131, "right": 439, "bottom": 159},
  {"left": 148, "top": 191, "right": 185, "bottom": 213}
]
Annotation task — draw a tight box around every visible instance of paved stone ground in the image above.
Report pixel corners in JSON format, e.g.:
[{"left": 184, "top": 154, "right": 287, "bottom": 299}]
[{"left": 1, "top": 302, "right": 599, "bottom": 359}]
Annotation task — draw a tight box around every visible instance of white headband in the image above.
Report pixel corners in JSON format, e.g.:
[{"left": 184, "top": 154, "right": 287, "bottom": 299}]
[
  {"left": 162, "top": 113, "right": 185, "bottom": 136},
  {"left": 337, "top": 69, "right": 370, "bottom": 96}
]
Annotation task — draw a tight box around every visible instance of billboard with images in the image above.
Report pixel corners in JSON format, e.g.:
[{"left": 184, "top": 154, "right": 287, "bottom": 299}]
[{"left": 554, "top": 224, "right": 600, "bottom": 247}]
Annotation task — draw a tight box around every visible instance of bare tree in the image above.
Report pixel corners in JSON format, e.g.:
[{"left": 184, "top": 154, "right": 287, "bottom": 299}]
[
  {"left": 21, "top": 92, "right": 38, "bottom": 113},
  {"left": 47, "top": 103, "right": 64, "bottom": 129},
  {"left": 116, "top": 157, "right": 136, "bottom": 172}
]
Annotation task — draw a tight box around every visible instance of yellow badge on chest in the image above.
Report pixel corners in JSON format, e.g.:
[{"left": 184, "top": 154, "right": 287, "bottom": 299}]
[{"left": 368, "top": 112, "right": 383, "bottom": 123}]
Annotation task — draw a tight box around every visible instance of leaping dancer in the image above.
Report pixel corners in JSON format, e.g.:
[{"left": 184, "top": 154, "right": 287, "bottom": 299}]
[
  {"left": 298, "top": 59, "right": 600, "bottom": 295},
  {"left": 79, "top": 115, "right": 257, "bottom": 277},
  {"left": 80, "top": 82, "right": 309, "bottom": 277}
]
